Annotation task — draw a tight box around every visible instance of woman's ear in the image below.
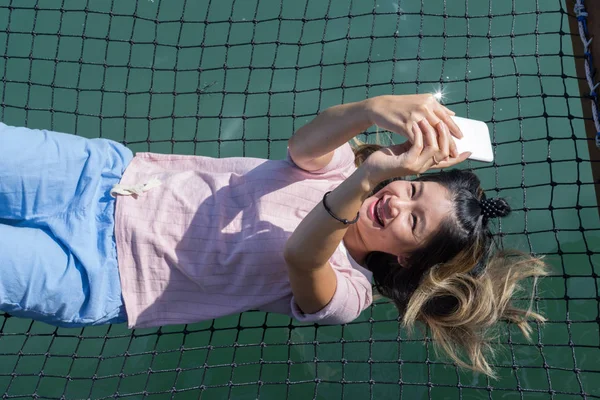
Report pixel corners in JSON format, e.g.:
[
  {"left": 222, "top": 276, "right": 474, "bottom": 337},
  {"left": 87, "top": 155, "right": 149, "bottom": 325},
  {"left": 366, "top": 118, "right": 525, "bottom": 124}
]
[{"left": 397, "top": 254, "right": 409, "bottom": 267}]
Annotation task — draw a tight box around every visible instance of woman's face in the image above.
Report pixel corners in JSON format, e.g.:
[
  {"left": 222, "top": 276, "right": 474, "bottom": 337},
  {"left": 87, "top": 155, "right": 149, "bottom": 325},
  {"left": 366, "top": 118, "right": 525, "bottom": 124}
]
[{"left": 357, "top": 180, "right": 454, "bottom": 261}]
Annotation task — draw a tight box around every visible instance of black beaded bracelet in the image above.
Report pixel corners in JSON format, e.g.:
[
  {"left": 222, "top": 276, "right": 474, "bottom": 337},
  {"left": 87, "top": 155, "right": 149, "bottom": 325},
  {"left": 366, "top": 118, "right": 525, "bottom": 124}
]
[{"left": 322, "top": 191, "right": 360, "bottom": 225}]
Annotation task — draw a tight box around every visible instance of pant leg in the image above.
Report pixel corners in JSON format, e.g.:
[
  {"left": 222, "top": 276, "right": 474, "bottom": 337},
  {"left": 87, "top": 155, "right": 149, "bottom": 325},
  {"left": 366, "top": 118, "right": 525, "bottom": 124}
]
[
  {"left": 0, "top": 122, "right": 131, "bottom": 222},
  {"left": 0, "top": 223, "right": 125, "bottom": 327}
]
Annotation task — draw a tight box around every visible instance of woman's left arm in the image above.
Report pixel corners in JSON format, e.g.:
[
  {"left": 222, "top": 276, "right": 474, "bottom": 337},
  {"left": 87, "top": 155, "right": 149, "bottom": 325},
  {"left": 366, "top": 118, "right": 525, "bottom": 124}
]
[{"left": 284, "top": 165, "right": 376, "bottom": 314}]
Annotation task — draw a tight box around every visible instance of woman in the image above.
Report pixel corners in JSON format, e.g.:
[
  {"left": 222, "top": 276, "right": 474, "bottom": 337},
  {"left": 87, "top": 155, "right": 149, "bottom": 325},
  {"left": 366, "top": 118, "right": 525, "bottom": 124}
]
[{"left": 0, "top": 94, "right": 546, "bottom": 376}]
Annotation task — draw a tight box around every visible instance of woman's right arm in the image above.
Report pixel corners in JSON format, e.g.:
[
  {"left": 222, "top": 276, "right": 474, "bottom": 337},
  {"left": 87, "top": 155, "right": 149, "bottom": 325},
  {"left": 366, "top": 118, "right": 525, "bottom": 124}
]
[
  {"left": 288, "top": 94, "right": 463, "bottom": 172},
  {"left": 287, "top": 100, "right": 372, "bottom": 172}
]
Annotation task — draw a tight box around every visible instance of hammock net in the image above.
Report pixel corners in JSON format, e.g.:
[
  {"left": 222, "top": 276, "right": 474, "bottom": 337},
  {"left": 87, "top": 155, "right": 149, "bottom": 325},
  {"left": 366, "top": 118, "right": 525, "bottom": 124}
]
[{"left": 0, "top": 0, "right": 599, "bottom": 398}]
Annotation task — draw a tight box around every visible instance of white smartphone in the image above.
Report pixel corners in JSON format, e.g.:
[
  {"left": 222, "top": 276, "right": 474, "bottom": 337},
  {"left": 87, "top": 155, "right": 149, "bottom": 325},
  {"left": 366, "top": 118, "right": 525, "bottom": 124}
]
[{"left": 450, "top": 116, "right": 494, "bottom": 163}]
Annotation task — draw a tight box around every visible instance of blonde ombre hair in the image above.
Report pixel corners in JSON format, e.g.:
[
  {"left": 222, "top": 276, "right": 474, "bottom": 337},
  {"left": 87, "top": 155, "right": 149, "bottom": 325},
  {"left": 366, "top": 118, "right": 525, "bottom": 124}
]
[{"left": 352, "top": 141, "right": 548, "bottom": 378}]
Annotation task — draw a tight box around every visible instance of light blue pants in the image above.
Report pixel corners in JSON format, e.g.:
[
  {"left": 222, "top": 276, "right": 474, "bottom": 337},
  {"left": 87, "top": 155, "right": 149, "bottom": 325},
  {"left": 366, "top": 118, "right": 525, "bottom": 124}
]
[{"left": 0, "top": 123, "right": 133, "bottom": 327}]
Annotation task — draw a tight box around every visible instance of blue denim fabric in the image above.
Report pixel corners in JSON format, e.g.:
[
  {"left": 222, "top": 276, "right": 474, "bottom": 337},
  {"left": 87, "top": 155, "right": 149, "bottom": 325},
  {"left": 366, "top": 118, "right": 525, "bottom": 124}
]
[{"left": 0, "top": 123, "right": 133, "bottom": 327}]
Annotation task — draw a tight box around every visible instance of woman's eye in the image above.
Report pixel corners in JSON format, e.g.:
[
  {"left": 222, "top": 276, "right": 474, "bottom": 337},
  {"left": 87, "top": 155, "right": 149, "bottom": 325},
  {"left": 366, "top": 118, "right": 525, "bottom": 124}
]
[
  {"left": 411, "top": 214, "right": 417, "bottom": 230},
  {"left": 411, "top": 183, "right": 416, "bottom": 198}
]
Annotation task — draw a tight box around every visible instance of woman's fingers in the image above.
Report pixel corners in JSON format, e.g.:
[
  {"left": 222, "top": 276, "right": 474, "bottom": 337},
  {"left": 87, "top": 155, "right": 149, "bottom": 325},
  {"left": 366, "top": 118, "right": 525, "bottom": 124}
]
[
  {"left": 446, "top": 126, "right": 459, "bottom": 158},
  {"left": 385, "top": 141, "right": 412, "bottom": 156},
  {"left": 431, "top": 109, "right": 460, "bottom": 157},
  {"left": 445, "top": 115, "right": 463, "bottom": 139},
  {"left": 436, "top": 121, "right": 451, "bottom": 162},
  {"left": 419, "top": 119, "right": 438, "bottom": 153},
  {"left": 434, "top": 151, "right": 471, "bottom": 169},
  {"left": 410, "top": 122, "right": 424, "bottom": 158},
  {"left": 443, "top": 105, "right": 456, "bottom": 116},
  {"left": 386, "top": 119, "right": 469, "bottom": 176},
  {"left": 425, "top": 113, "right": 441, "bottom": 129},
  {"left": 417, "top": 119, "right": 440, "bottom": 169},
  {"left": 434, "top": 108, "right": 463, "bottom": 140}
]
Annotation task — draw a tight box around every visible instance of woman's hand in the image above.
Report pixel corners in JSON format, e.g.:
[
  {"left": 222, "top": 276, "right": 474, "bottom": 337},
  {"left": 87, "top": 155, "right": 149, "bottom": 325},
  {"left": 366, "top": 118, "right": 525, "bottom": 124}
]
[
  {"left": 361, "top": 119, "right": 471, "bottom": 184},
  {"left": 365, "top": 94, "right": 463, "bottom": 157}
]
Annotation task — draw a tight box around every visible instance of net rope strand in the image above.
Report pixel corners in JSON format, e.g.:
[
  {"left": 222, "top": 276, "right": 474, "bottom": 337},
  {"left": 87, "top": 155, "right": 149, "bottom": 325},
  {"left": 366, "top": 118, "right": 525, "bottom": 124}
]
[{"left": 0, "top": 0, "right": 599, "bottom": 399}]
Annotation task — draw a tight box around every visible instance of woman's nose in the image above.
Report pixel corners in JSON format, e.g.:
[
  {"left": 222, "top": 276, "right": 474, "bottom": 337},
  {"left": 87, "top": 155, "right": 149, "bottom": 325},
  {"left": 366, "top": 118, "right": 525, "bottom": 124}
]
[{"left": 387, "top": 196, "right": 408, "bottom": 218}]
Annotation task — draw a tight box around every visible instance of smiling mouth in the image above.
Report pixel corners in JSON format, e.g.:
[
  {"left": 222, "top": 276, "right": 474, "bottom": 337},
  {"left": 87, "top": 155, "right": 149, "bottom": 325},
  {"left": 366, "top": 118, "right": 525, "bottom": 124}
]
[{"left": 375, "top": 198, "right": 385, "bottom": 227}]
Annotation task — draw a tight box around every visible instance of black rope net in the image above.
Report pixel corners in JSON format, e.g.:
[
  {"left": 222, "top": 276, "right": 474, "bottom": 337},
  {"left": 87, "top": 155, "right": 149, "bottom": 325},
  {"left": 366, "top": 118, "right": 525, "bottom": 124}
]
[{"left": 1, "top": 0, "right": 599, "bottom": 398}]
